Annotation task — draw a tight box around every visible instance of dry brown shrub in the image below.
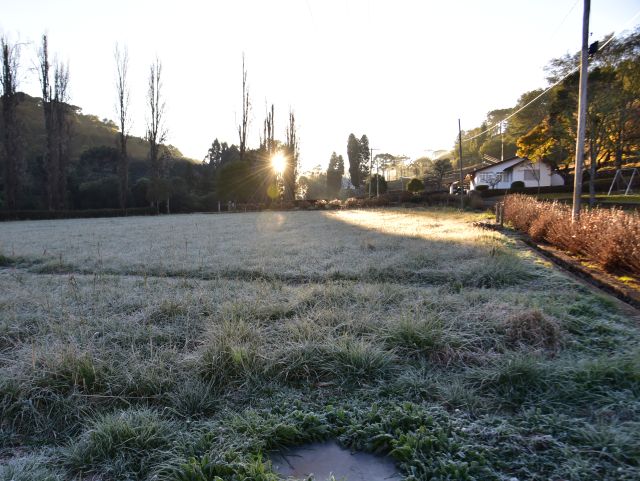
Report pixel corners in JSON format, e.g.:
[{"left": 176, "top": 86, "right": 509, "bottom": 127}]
[
  {"left": 344, "top": 197, "right": 361, "bottom": 208},
  {"left": 503, "top": 309, "right": 561, "bottom": 351},
  {"left": 503, "top": 195, "right": 532, "bottom": 231},
  {"left": 503, "top": 194, "right": 640, "bottom": 275}
]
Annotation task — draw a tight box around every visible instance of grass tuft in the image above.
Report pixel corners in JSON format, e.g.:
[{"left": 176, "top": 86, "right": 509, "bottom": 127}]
[{"left": 66, "top": 408, "right": 179, "bottom": 480}]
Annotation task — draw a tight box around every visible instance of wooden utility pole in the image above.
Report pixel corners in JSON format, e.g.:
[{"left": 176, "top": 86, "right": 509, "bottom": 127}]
[
  {"left": 572, "top": 0, "right": 590, "bottom": 222},
  {"left": 369, "top": 148, "right": 378, "bottom": 198},
  {"left": 458, "top": 118, "right": 464, "bottom": 209}
]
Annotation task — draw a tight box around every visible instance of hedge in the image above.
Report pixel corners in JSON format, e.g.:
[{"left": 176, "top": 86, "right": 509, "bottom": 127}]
[{"left": 0, "top": 207, "right": 157, "bottom": 221}]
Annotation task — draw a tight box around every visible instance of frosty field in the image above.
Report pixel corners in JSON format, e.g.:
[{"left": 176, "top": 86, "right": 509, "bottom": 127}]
[{"left": 0, "top": 208, "right": 639, "bottom": 480}]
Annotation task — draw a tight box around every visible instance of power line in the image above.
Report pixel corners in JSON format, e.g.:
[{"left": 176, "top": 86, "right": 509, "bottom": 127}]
[
  {"left": 461, "top": 7, "right": 640, "bottom": 144},
  {"left": 549, "top": 0, "right": 581, "bottom": 41}
]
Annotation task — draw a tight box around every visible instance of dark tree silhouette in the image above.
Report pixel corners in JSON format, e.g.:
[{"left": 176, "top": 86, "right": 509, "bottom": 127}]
[
  {"left": 237, "top": 54, "right": 250, "bottom": 161},
  {"left": 326, "top": 152, "right": 344, "bottom": 197},
  {"left": 347, "top": 133, "right": 361, "bottom": 187},
  {"left": 145, "top": 57, "right": 167, "bottom": 213},
  {"left": 38, "top": 34, "right": 70, "bottom": 210},
  {"left": 284, "top": 110, "right": 298, "bottom": 201},
  {"left": 114, "top": 43, "right": 130, "bottom": 209},
  {"left": 1, "top": 36, "right": 22, "bottom": 210}
]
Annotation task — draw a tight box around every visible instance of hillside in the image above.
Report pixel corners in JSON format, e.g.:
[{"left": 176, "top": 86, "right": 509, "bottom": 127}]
[
  {"left": 12, "top": 92, "right": 184, "bottom": 162},
  {"left": 0, "top": 92, "right": 205, "bottom": 210}
]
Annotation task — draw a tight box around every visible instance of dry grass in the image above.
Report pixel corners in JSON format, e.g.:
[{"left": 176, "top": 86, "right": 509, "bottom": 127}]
[
  {"left": 504, "top": 194, "right": 640, "bottom": 274},
  {"left": 0, "top": 208, "right": 639, "bottom": 480}
]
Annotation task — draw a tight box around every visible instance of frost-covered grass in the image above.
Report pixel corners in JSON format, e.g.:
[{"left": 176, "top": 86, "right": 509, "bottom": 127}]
[{"left": 0, "top": 208, "right": 639, "bottom": 480}]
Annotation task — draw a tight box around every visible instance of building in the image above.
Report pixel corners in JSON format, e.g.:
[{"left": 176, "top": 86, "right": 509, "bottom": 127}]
[{"left": 467, "top": 156, "right": 564, "bottom": 191}]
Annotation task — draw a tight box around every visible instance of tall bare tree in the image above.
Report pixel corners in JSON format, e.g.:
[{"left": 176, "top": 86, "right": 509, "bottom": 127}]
[
  {"left": 284, "top": 109, "right": 298, "bottom": 201},
  {"left": 115, "top": 43, "right": 130, "bottom": 210},
  {"left": 38, "top": 34, "right": 56, "bottom": 210},
  {"left": 146, "top": 57, "right": 167, "bottom": 213},
  {"left": 38, "top": 34, "right": 70, "bottom": 210},
  {"left": 237, "top": 54, "right": 250, "bottom": 160},
  {"left": 1, "top": 36, "right": 22, "bottom": 210},
  {"left": 53, "top": 61, "right": 70, "bottom": 209},
  {"left": 262, "top": 103, "right": 275, "bottom": 156}
]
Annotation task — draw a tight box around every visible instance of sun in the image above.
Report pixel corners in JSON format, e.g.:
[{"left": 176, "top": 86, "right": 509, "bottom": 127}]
[{"left": 271, "top": 152, "right": 286, "bottom": 174}]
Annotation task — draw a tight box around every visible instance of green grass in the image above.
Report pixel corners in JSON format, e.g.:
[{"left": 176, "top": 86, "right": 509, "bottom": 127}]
[{"left": 0, "top": 208, "right": 639, "bottom": 480}]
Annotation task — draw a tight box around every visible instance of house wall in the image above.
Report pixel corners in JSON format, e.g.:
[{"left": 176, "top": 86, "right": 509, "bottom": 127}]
[
  {"left": 469, "top": 158, "right": 522, "bottom": 190},
  {"left": 470, "top": 159, "right": 564, "bottom": 190}
]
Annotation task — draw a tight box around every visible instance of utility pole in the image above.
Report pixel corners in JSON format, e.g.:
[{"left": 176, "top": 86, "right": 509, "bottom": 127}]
[
  {"left": 376, "top": 154, "right": 380, "bottom": 197},
  {"left": 500, "top": 121, "right": 504, "bottom": 161},
  {"left": 369, "top": 147, "right": 378, "bottom": 198},
  {"left": 458, "top": 119, "right": 464, "bottom": 209},
  {"left": 572, "top": 0, "right": 590, "bottom": 222}
]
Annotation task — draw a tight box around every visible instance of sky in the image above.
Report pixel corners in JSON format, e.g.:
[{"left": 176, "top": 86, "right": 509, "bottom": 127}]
[{"left": 1, "top": 0, "right": 639, "bottom": 171}]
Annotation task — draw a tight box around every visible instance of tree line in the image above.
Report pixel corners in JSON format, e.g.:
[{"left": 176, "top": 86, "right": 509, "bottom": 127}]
[{"left": 0, "top": 34, "right": 303, "bottom": 212}]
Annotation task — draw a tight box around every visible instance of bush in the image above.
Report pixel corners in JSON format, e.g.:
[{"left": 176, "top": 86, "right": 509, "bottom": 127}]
[
  {"left": 511, "top": 181, "right": 525, "bottom": 191},
  {"left": 407, "top": 178, "right": 424, "bottom": 193},
  {"left": 388, "top": 190, "right": 414, "bottom": 203},
  {"left": 503, "top": 194, "right": 640, "bottom": 275},
  {"left": 478, "top": 185, "right": 573, "bottom": 198},
  {"left": 0, "top": 207, "right": 157, "bottom": 221}
]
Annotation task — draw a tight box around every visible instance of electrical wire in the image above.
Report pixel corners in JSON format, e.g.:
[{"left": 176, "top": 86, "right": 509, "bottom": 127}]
[{"left": 461, "top": 7, "right": 640, "bottom": 144}]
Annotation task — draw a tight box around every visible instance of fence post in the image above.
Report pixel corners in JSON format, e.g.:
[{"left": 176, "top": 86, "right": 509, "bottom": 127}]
[{"left": 495, "top": 202, "right": 504, "bottom": 227}]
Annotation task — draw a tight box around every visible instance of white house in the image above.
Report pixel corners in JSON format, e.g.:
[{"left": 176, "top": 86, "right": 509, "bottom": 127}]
[{"left": 468, "top": 156, "right": 564, "bottom": 191}]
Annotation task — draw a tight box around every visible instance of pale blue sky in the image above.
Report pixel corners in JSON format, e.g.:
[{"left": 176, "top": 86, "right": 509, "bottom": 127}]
[{"left": 1, "top": 0, "right": 639, "bottom": 170}]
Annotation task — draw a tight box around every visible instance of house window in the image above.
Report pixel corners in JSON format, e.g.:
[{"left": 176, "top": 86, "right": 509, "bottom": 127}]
[{"left": 478, "top": 172, "right": 501, "bottom": 183}]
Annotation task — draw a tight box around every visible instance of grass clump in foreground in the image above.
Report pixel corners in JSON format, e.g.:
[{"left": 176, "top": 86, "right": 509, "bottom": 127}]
[{"left": 0, "top": 208, "right": 639, "bottom": 480}]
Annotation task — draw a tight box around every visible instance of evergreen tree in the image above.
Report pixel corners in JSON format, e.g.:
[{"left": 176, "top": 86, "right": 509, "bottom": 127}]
[
  {"left": 347, "top": 133, "right": 361, "bottom": 187},
  {"left": 360, "top": 134, "right": 370, "bottom": 180},
  {"left": 326, "top": 152, "right": 344, "bottom": 197}
]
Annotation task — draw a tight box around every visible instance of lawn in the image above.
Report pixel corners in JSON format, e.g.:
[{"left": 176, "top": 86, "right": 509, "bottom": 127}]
[{"left": 0, "top": 208, "right": 639, "bottom": 480}]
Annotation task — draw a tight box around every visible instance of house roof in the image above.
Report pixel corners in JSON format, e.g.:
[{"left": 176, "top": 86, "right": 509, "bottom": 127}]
[{"left": 468, "top": 156, "right": 523, "bottom": 175}]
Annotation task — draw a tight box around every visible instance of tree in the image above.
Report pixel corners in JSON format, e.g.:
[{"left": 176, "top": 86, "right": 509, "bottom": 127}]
[
  {"left": 38, "top": 35, "right": 71, "bottom": 210},
  {"left": 283, "top": 110, "right": 298, "bottom": 201},
  {"left": 409, "top": 156, "right": 431, "bottom": 177},
  {"left": 347, "top": 133, "right": 361, "bottom": 187},
  {"left": 53, "top": 61, "right": 71, "bottom": 209},
  {"left": 1, "top": 36, "right": 22, "bottom": 210},
  {"left": 507, "top": 89, "right": 551, "bottom": 141},
  {"left": 427, "top": 158, "right": 453, "bottom": 188},
  {"left": 373, "top": 153, "right": 394, "bottom": 182},
  {"left": 364, "top": 173, "right": 387, "bottom": 195},
  {"left": 114, "top": 43, "right": 130, "bottom": 209},
  {"left": 205, "top": 138, "right": 222, "bottom": 167},
  {"left": 216, "top": 160, "right": 255, "bottom": 203},
  {"left": 237, "top": 54, "right": 250, "bottom": 160},
  {"left": 146, "top": 57, "right": 167, "bottom": 213},
  {"left": 326, "top": 152, "right": 344, "bottom": 198},
  {"left": 359, "top": 134, "right": 370, "bottom": 180}
]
